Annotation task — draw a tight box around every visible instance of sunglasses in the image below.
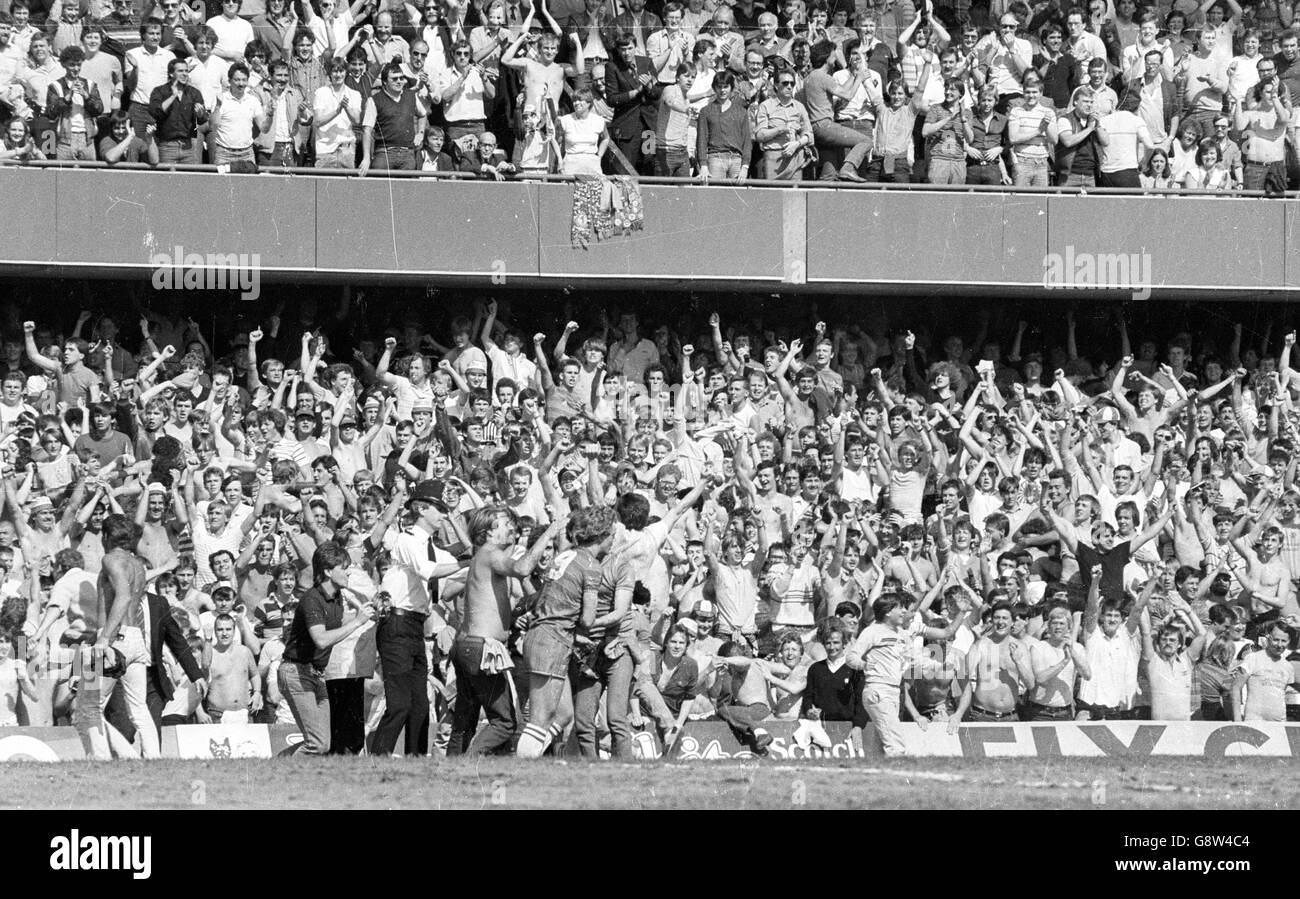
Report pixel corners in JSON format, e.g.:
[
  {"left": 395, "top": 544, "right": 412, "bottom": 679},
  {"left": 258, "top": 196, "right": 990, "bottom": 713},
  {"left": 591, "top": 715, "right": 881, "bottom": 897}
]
[{"left": 777, "top": 79, "right": 795, "bottom": 85}]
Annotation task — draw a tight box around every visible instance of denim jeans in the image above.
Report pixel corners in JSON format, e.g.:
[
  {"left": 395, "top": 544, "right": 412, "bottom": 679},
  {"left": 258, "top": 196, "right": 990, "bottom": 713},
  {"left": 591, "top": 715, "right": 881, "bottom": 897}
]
[
  {"left": 368, "top": 614, "right": 430, "bottom": 756},
  {"left": 714, "top": 700, "right": 772, "bottom": 751},
  {"left": 213, "top": 143, "right": 254, "bottom": 165},
  {"left": 279, "top": 661, "right": 331, "bottom": 755},
  {"left": 158, "top": 138, "right": 200, "bottom": 165},
  {"left": 706, "top": 151, "right": 744, "bottom": 178},
  {"left": 656, "top": 145, "right": 690, "bottom": 177},
  {"left": 56, "top": 132, "right": 94, "bottom": 161},
  {"left": 927, "top": 156, "right": 966, "bottom": 184},
  {"left": 374, "top": 146, "right": 416, "bottom": 171},
  {"left": 812, "top": 119, "right": 872, "bottom": 176},
  {"left": 570, "top": 645, "right": 633, "bottom": 759},
  {"left": 1014, "top": 155, "right": 1050, "bottom": 186},
  {"left": 449, "top": 636, "right": 517, "bottom": 756}
]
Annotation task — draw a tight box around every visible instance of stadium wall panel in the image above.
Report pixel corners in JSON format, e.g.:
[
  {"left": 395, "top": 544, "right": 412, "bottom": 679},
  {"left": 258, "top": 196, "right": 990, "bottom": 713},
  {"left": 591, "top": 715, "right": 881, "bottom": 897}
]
[
  {"left": 804, "top": 191, "right": 1050, "bottom": 287},
  {"left": 55, "top": 169, "right": 317, "bottom": 272},
  {"left": 315, "top": 178, "right": 541, "bottom": 279},
  {"left": 1045, "top": 195, "right": 1286, "bottom": 293},
  {"left": 0, "top": 168, "right": 59, "bottom": 267},
  {"left": 4, "top": 171, "right": 1299, "bottom": 295}
]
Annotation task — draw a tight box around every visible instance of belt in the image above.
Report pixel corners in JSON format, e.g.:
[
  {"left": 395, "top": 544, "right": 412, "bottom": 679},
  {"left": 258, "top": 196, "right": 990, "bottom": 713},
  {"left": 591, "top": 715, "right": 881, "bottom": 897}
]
[
  {"left": 970, "top": 705, "right": 1017, "bottom": 719},
  {"left": 386, "top": 608, "right": 428, "bottom": 621},
  {"left": 1025, "top": 700, "right": 1072, "bottom": 711}
]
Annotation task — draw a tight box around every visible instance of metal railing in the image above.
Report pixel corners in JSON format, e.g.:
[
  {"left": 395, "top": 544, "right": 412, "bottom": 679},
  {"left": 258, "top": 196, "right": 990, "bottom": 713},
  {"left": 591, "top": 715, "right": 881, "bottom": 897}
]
[{"left": 1, "top": 157, "right": 1288, "bottom": 198}]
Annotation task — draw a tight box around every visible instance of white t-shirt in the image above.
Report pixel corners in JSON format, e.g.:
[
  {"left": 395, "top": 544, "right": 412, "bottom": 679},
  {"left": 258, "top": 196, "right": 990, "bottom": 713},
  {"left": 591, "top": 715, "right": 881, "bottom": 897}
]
[
  {"left": 125, "top": 45, "right": 176, "bottom": 105},
  {"left": 313, "top": 83, "right": 362, "bottom": 153},
  {"left": 1236, "top": 649, "right": 1293, "bottom": 721},
  {"left": 1100, "top": 109, "right": 1151, "bottom": 172},
  {"left": 436, "top": 66, "right": 488, "bottom": 122},
  {"left": 207, "top": 15, "right": 255, "bottom": 61},
  {"left": 212, "top": 89, "right": 264, "bottom": 149}
]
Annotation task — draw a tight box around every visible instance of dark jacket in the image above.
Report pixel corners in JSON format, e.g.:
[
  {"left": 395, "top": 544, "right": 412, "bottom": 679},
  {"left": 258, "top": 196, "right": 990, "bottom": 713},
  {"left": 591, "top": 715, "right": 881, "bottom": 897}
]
[
  {"left": 605, "top": 53, "right": 660, "bottom": 141},
  {"left": 652, "top": 653, "right": 699, "bottom": 711},
  {"left": 45, "top": 75, "right": 105, "bottom": 141},
  {"left": 1126, "top": 75, "right": 1182, "bottom": 137},
  {"left": 604, "top": 10, "right": 663, "bottom": 49},
  {"left": 145, "top": 592, "right": 205, "bottom": 703}
]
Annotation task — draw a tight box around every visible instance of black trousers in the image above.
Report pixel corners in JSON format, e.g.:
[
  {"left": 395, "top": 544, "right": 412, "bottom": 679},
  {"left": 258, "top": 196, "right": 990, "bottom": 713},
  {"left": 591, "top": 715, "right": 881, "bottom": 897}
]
[
  {"left": 326, "top": 678, "right": 366, "bottom": 755},
  {"left": 367, "top": 614, "right": 430, "bottom": 756},
  {"left": 612, "top": 131, "right": 650, "bottom": 175},
  {"left": 448, "top": 637, "right": 517, "bottom": 756},
  {"left": 103, "top": 668, "right": 166, "bottom": 742}
]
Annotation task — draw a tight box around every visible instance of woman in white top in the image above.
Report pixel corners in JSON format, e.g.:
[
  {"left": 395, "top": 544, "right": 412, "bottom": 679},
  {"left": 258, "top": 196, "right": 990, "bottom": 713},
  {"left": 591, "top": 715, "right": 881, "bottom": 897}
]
[
  {"left": 1183, "top": 138, "right": 1232, "bottom": 190},
  {"left": 557, "top": 86, "right": 609, "bottom": 175}
]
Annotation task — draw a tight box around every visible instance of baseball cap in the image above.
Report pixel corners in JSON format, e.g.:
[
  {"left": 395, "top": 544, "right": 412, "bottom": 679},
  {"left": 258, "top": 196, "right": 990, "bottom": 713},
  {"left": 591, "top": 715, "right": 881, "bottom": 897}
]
[
  {"left": 1096, "top": 406, "right": 1121, "bottom": 423},
  {"left": 678, "top": 618, "right": 699, "bottom": 637},
  {"left": 28, "top": 496, "right": 53, "bottom": 514},
  {"left": 412, "top": 399, "right": 434, "bottom": 414},
  {"left": 147, "top": 482, "right": 168, "bottom": 495},
  {"left": 694, "top": 599, "right": 716, "bottom": 619}
]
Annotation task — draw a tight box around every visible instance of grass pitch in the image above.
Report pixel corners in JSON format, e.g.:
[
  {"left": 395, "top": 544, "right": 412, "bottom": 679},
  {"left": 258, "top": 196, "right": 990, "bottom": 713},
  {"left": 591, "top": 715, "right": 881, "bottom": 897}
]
[{"left": 1, "top": 756, "right": 1296, "bottom": 810}]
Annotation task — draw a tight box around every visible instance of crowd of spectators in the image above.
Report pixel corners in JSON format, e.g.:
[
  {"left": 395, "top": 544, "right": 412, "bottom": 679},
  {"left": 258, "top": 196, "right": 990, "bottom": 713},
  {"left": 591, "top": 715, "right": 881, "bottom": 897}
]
[
  {"left": 0, "top": 0, "right": 1296, "bottom": 189},
  {"left": 0, "top": 291, "right": 1298, "bottom": 759}
]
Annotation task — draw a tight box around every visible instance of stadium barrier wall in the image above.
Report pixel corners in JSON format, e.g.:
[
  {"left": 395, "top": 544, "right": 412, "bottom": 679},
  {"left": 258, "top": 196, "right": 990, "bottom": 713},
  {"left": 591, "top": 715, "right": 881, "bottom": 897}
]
[
  {"left": 3, "top": 722, "right": 1300, "bottom": 762},
  {"left": 669, "top": 721, "right": 1300, "bottom": 760},
  {"left": 3, "top": 167, "right": 1297, "bottom": 295}
]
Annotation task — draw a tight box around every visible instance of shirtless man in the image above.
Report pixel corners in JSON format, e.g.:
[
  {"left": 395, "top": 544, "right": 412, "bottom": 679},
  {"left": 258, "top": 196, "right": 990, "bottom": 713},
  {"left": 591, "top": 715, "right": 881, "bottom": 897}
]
[
  {"left": 709, "top": 639, "right": 776, "bottom": 755},
  {"left": 1110, "top": 355, "right": 1191, "bottom": 448},
  {"left": 455, "top": 505, "right": 563, "bottom": 756},
  {"left": 517, "top": 505, "right": 612, "bottom": 759},
  {"left": 819, "top": 535, "right": 873, "bottom": 614},
  {"left": 135, "top": 482, "right": 180, "bottom": 582},
  {"left": 501, "top": 7, "right": 580, "bottom": 124},
  {"left": 196, "top": 614, "right": 261, "bottom": 724},
  {"left": 1025, "top": 606, "right": 1090, "bottom": 720},
  {"left": 954, "top": 602, "right": 1036, "bottom": 722},
  {"left": 1230, "top": 506, "right": 1300, "bottom": 621},
  {"left": 886, "top": 524, "right": 939, "bottom": 598},
  {"left": 760, "top": 630, "right": 811, "bottom": 719},
  {"left": 87, "top": 515, "right": 159, "bottom": 759}
]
